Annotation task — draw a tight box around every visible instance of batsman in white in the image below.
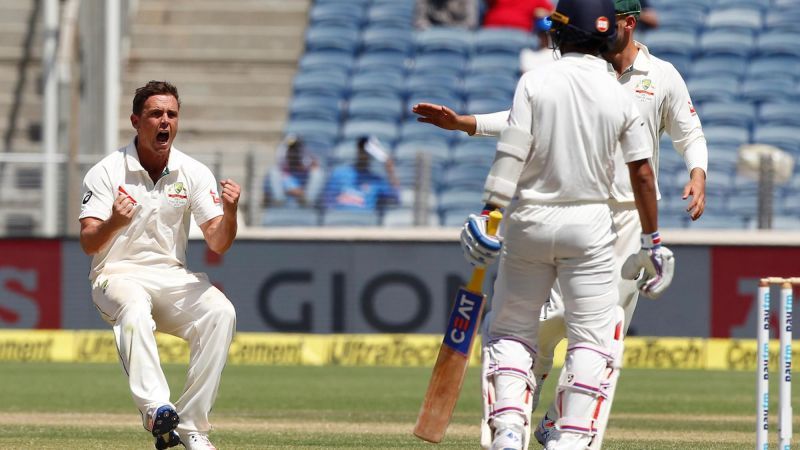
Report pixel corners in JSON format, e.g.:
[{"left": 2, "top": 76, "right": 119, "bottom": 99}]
[
  {"left": 456, "top": 0, "right": 675, "bottom": 447},
  {"left": 79, "top": 81, "right": 239, "bottom": 450},
  {"left": 415, "top": 0, "right": 706, "bottom": 446}
]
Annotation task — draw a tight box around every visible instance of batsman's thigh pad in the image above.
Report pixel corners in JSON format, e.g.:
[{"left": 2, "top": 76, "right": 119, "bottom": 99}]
[
  {"left": 92, "top": 275, "right": 154, "bottom": 328},
  {"left": 535, "top": 293, "right": 567, "bottom": 378},
  {"left": 482, "top": 338, "right": 536, "bottom": 448},
  {"left": 554, "top": 346, "right": 611, "bottom": 436}
]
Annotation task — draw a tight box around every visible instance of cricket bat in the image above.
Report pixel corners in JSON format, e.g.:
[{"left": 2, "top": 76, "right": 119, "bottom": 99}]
[{"left": 414, "top": 210, "right": 502, "bottom": 443}]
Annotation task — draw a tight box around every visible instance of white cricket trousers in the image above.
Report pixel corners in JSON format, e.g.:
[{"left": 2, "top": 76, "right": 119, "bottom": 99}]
[
  {"left": 484, "top": 202, "right": 618, "bottom": 449},
  {"left": 535, "top": 201, "right": 640, "bottom": 378},
  {"left": 91, "top": 265, "right": 236, "bottom": 434}
]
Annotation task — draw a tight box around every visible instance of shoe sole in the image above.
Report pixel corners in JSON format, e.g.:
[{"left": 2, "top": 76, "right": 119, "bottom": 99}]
[{"left": 151, "top": 406, "right": 180, "bottom": 449}]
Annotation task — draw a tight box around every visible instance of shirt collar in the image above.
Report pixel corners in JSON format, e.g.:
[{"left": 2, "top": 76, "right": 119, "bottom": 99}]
[
  {"left": 560, "top": 52, "right": 609, "bottom": 68},
  {"left": 612, "top": 41, "right": 653, "bottom": 76},
  {"left": 124, "top": 138, "right": 182, "bottom": 176}
]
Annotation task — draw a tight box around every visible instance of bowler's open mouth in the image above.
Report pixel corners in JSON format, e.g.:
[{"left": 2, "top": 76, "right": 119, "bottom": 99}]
[{"left": 156, "top": 131, "right": 169, "bottom": 144}]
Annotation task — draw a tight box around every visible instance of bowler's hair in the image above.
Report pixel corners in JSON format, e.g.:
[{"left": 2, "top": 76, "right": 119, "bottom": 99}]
[{"left": 132, "top": 80, "right": 180, "bottom": 115}]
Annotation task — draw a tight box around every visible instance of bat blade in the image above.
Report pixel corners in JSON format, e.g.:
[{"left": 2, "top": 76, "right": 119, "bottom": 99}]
[
  {"left": 413, "top": 286, "right": 486, "bottom": 443},
  {"left": 413, "top": 210, "right": 502, "bottom": 443}
]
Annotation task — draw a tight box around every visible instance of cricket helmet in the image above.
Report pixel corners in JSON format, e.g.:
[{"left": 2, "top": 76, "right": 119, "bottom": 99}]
[{"left": 550, "top": 0, "right": 617, "bottom": 48}]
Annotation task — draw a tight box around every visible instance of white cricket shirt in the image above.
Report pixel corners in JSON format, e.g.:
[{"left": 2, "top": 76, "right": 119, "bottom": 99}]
[
  {"left": 475, "top": 42, "right": 708, "bottom": 203},
  {"left": 79, "top": 139, "right": 223, "bottom": 279},
  {"left": 505, "top": 53, "right": 651, "bottom": 204}
]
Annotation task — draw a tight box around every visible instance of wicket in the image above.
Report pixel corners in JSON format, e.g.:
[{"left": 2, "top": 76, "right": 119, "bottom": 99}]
[{"left": 756, "top": 278, "right": 794, "bottom": 450}]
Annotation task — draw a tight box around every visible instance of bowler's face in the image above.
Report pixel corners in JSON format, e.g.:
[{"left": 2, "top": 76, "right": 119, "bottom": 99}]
[{"left": 131, "top": 94, "right": 179, "bottom": 155}]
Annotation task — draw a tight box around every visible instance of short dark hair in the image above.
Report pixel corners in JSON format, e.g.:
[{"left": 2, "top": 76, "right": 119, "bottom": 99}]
[{"left": 132, "top": 80, "right": 180, "bottom": 115}]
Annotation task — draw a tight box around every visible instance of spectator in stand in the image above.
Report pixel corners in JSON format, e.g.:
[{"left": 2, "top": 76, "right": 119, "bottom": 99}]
[
  {"left": 322, "top": 136, "right": 400, "bottom": 211},
  {"left": 263, "top": 135, "right": 324, "bottom": 208},
  {"left": 482, "top": 0, "right": 554, "bottom": 32},
  {"left": 519, "top": 7, "right": 557, "bottom": 73},
  {"left": 415, "top": 0, "right": 479, "bottom": 29}
]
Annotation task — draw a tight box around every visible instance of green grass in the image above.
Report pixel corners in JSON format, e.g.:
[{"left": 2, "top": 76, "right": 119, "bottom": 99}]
[{"left": 0, "top": 362, "right": 792, "bottom": 449}]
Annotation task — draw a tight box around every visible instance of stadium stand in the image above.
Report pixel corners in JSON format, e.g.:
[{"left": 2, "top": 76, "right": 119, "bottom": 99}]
[{"left": 268, "top": 0, "right": 800, "bottom": 229}]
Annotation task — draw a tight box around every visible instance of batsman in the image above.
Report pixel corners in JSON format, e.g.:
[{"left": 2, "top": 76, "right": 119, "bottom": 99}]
[{"left": 456, "top": 0, "right": 675, "bottom": 448}]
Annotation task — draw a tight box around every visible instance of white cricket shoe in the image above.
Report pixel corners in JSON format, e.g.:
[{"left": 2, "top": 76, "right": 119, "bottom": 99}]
[
  {"left": 179, "top": 431, "right": 217, "bottom": 450},
  {"left": 490, "top": 426, "right": 524, "bottom": 450}
]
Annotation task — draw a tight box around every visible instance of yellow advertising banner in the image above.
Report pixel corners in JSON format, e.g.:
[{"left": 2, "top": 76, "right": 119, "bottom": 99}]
[{"left": 0, "top": 330, "right": 796, "bottom": 371}]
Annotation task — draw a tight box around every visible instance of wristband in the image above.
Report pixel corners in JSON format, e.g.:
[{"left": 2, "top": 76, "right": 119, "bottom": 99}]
[{"left": 641, "top": 231, "right": 661, "bottom": 249}]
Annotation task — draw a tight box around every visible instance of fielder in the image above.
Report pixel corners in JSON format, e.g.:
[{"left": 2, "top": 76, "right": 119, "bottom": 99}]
[
  {"left": 414, "top": 0, "right": 706, "bottom": 446},
  {"left": 459, "top": 0, "right": 672, "bottom": 447},
  {"left": 79, "top": 81, "right": 238, "bottom": 450}
]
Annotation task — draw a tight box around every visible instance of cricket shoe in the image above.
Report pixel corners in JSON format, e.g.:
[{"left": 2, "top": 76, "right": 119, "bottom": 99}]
[
  {"left": 490, "top": 426, "right": 524, "bottom": 450},
  {"left": 147, "top": 405, "right": 181, "bottom": 449},
  {"left": 533, "top": 413, "right": 556, "bottom": 446},
  {"left": 179, "top": 431, "right": 217, "bottom": 450}
]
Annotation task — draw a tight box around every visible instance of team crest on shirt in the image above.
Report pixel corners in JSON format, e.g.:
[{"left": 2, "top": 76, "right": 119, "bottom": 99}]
[
  {"left": 166, "top": 182, "right": 188, "bottom": 207},
  {"left": 634, "top": 78, "right": 656, "bottom": 100}
]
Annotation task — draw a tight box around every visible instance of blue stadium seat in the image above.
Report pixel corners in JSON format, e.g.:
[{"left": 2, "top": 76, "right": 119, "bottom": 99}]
[
  {"left": 746, "top": 56, "right": 800, "bottom": 81},
  {"left": 394, "top": 139, "right": 451, "bottom": 165},
  {"left": 758, "top": 103, "right": 800, "bottom": 127},
  {"left": 261, "top": 208, "right": 320, "bottom": 227},
  {"left": 765, "top": 7, "right": 800, "bottom": 30},
  {"left": 293, "top": 70, "right": 349, "bottom": 97},
  {"left": 330, "top": 139, "right": 359, "bottom": 164},
  {"left": 342, "top": 120, "right": 399, "bottom": 144},
  {"left": 305, "top": 26, "right": 360, "bottom": 54},
  {"left": 698, "top": 29, "right": 755, "bottom": 58},
  {"left": 650, "top": 0, "right": 714, "bottom": 12},
  {"left": 756, "top": 30, "right": 800, "bottom": 58},
  {"left": 705, "top": 7, "right": 764, "bottom": 32},
  {"left": 309, "top": 3, "right": 366, "bottom": 28},
  {"left": 299, "top": 51, "right": 355, "bottom": 73},
  {"left": 467, "top": 53, "right": 521, "bottom": 76},
  {"left": 705, "top": 145, "right": 740, "bottom": 179},
  {"left": 366, "top": 3, "right": 414, "bottom": 29},
  {"left": 778, "top": 195, "right": 800, "bottom": 216},
  {"left": 349, "top": 70, "right": 405, "bottom": 97},
  {"left": 415, "top": 28, "right": 474, "bottom": 57},
  {"left": 440, "top": 163, "right": 489, "bottom": 191},
  {"left": 398, "top": 188, "right": 439, "bottom": 210},
  {"left": 466, "top": 97, "right": 511, "bottom": 115},
  {"left": 686, "top": 211, "right": 748, "bottom": 229},
  {"left": 715, "top": 0, "right": 769, "bottom": 8},
  {"left": 289, "top": 94, "right": 342, "bottom": 122},
  {"left": 399, "top": 119, "right": 459, "bottom": 144},
  {"left": 463, "top": 72, "right": 517, "bottom": 101},
  {"left": 657, "top": 137, "right": 685, "bottom": 176},
  {"left": 354, "top": 52, "right": 409, "bottom": 74},
  {"left": 285, "top": 119, "right": 339, "bottom": 144},
  {"left": 438, "top": 189, "right": 482, "bottom": 213},
  {"left": 702, "top": 125, "right": 749, "bottom": 148},
  {"left": 656, "top": 9, "right": 707, "bottom": 33},
  {"left": 658, "top": 210, "right": 689, "bottom": 229},
  {"left": 753, "top": 126, "right": 800, "bottom": 154},
  {"left": 361, "top": 27, "right": 414, "bottom": 55},
  {"left": 686, "top": 77, "right": 740, "bottom": 103},
  {"left": 406, "top": 94, "right": 464, "bottom": 117},
  {"left": 405, "top": 72, "right": 463, "bottom": 98},
  {"left": 740, "top": 78, "right": 795, "bottom": 103},
  {"left": 451, "top": 139, "right": 496, "bottom": 165},
  {"left": 643, "top": 30, "right": 697, "bottom": 58},
  {"left": 697, "top": 102, "right": 755, "bottom": 129},
  {"left": 474, "top": 28, "right": 532, "bottom": 56},
  {"left": 346, "top": 95, "right": 404, "bottom": 122},
  {"left": 322, "top": 209, "right": 381, "bottom": 226},
  {"left": 690, "top": 56, "right": 747, "bottom": 80},
  {"left": 412, "top": 52, "right": 468, "bottom": 76}
]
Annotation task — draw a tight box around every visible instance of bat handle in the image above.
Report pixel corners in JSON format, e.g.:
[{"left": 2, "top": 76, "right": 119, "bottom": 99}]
[
  {"left": 465, "top": 211, "right": 503, "bottom": 292},
  {"left": 486, "top": 210, "right": 502, "bottom": 236}
]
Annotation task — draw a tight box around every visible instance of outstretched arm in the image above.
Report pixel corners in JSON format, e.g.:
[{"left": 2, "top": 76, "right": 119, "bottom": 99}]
[{"left": 412, "top": 103, "right": 477, "bottom": 134}]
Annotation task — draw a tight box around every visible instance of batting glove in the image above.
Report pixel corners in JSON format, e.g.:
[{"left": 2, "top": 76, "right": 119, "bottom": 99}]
[
  {"left": 460, "top": 213, "right": 503, "bottom": 268},
  {"left": 621, "top": 232, "right": 675, "bottom": 299}
]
